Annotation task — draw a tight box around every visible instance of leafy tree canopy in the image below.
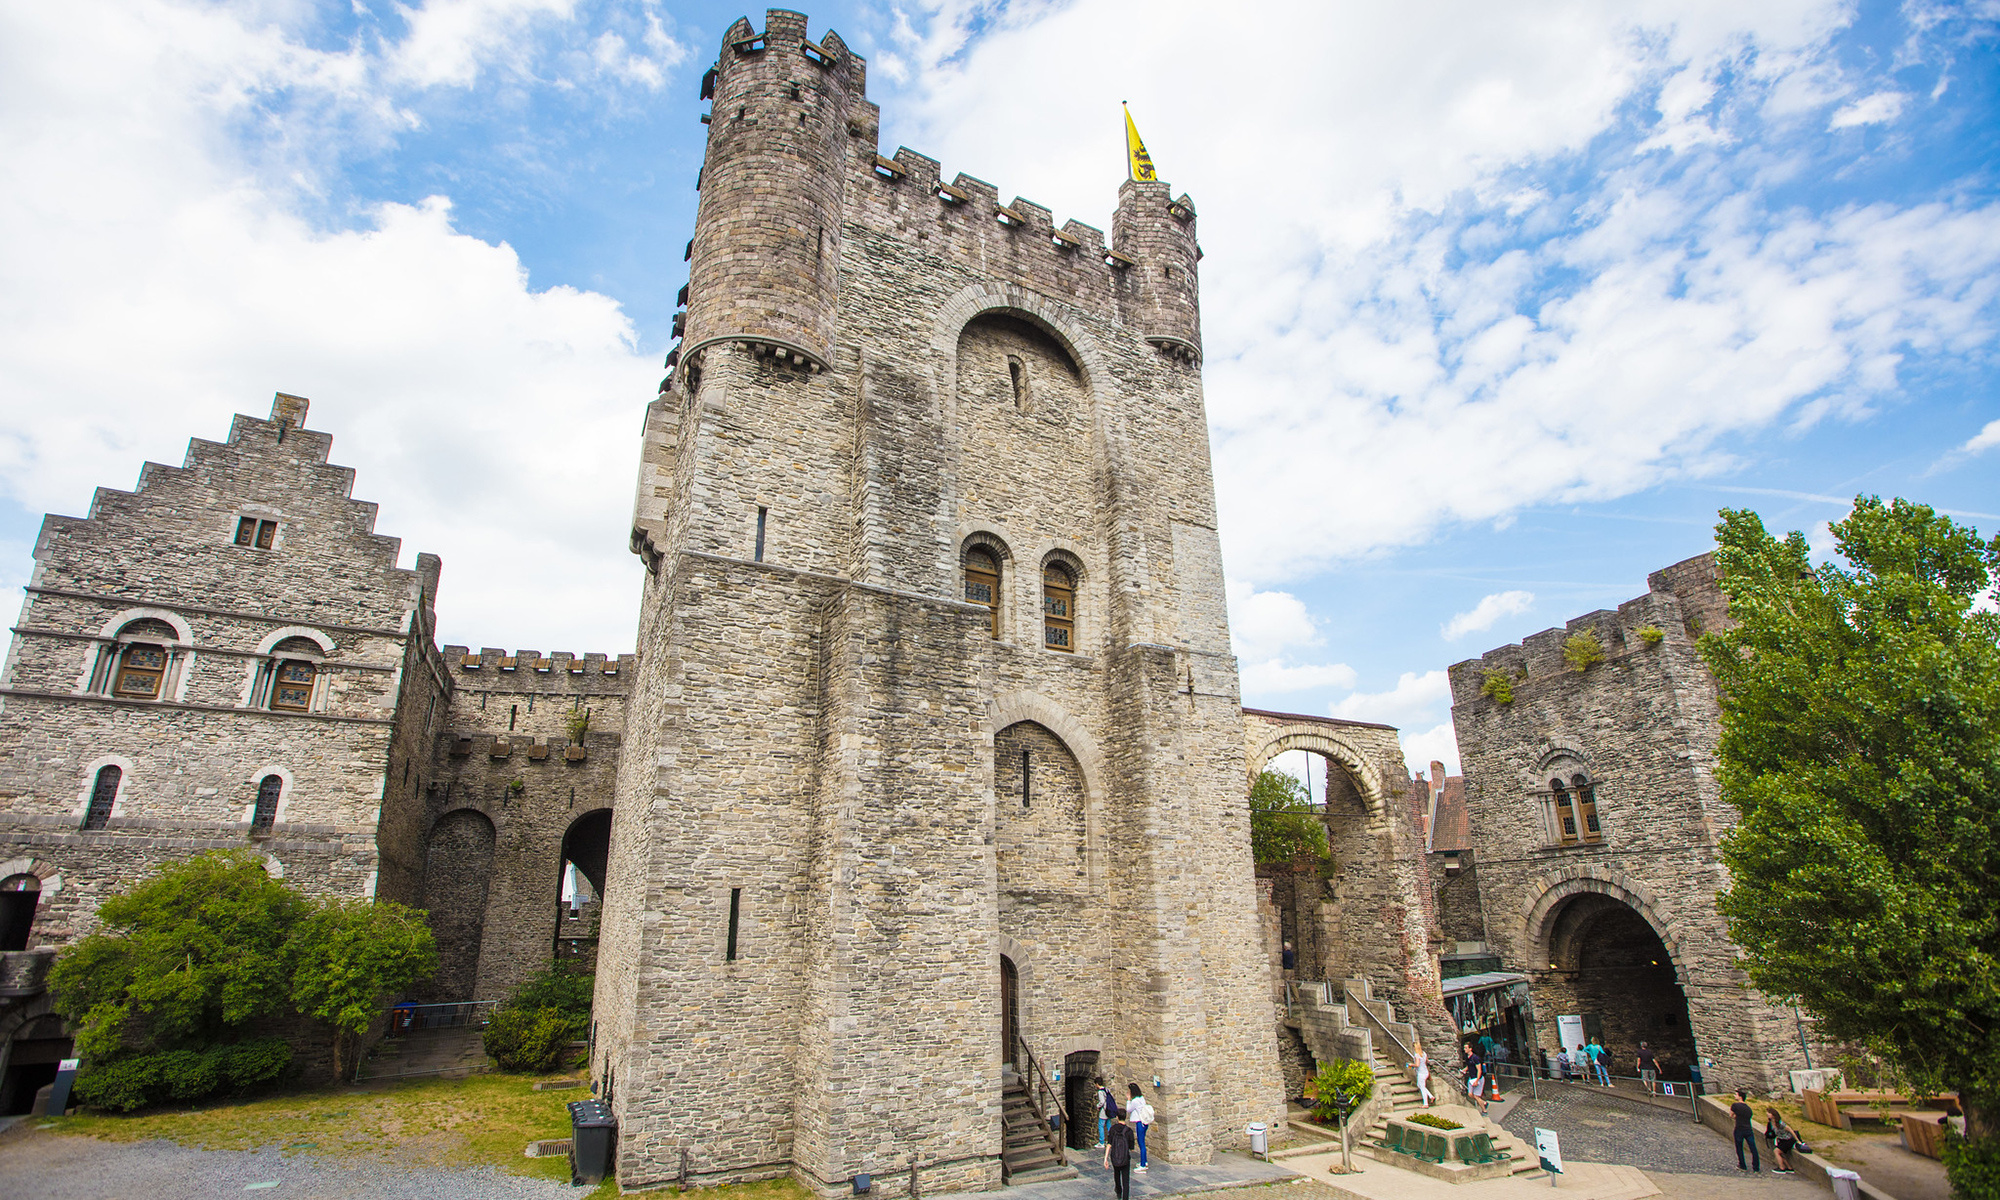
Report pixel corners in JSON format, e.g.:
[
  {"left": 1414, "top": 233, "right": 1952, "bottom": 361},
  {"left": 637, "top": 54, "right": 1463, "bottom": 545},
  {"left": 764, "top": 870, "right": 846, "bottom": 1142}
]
[
  {"left": 50, "top": 851, "right": 308, "bottom": 1059},
  {"left": 1701, "top": 497, "right": 2000, "bottom": 1186},
  {"left": 1250, "top": 769, "right": 1329, "bottom": 863},
  {"left": 291, "top": 898, "right": 438, "bottom": 1081}
]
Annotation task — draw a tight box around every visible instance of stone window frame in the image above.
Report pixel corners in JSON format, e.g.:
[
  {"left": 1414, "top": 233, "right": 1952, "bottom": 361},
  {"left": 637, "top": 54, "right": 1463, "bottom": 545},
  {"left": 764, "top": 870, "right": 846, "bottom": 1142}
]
[
  {"left": 244, "top": 766, "right": 293, "bottom": 833},
  {"left": 246, "top": 627, "right": 335, "bottom": 714},
  {"left": 1534, "top": 753, "right": 1604, "bottom": 847},
  {"left": 84, "top": 610, "right": 195, "bottom": 703},
  {"left": 75, "top": 754, "right": 135, "bottom": 829},
  {"left": 960, "top": 532, "right": 1011, "bottom": 640},
  {"left": 1040, "top": 548, "right": 1085, "bottom": 654}
]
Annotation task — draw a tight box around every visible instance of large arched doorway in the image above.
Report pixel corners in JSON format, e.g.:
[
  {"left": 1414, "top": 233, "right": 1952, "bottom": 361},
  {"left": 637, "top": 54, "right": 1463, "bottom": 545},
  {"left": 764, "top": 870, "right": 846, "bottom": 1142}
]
[
  {"left": 556, "top": 809, "right": 612, "bottom": 970},
  {"left": 0, "top": 1014, "right": 71, "bottom": 1115},
  {"left": 422, "top": 809, "right": 497, "bottom": 1000},
  {"left": 1000, "top": 955, "right": 1020, "bottom": 1067},
  {"left": 1248, "top": 741, "right": 1380, "bottom": 985},
  {"left": 1541, "top": 893, "right": 1695, "bottom": 1077}
]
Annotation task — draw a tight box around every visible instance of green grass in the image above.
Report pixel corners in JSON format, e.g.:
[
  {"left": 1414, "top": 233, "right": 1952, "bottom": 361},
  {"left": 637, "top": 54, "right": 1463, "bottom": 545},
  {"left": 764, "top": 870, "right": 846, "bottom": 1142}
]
[{"left": 43, "top": 1071, "right": 582, "bottom": 1182}]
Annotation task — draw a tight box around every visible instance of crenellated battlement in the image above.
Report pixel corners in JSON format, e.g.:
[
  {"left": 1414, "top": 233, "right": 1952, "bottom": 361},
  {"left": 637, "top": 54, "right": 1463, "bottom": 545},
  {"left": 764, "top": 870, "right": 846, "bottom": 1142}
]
[{"left": 441, "top": 645, "right": 636, "bottom": 682}]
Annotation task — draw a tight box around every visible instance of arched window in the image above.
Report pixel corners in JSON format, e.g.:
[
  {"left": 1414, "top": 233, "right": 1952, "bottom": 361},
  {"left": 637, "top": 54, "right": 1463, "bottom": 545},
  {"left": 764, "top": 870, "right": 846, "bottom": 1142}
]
[
  {"left": 84, "top": 764, "right": 120, "bottom": 830},
  {"left": 964, "top": 547, "right": 1001, "bottom": 638},
  {"left": 252, "top": 775, "right": 282, "bottom": 833},
  {"left": 1551, "top": 774, "right": 1601, "bottom": 845},
  {"left": 1571, "top": 773, "right": 1601, "bottom": 842},
  {"left": 268, "top": 636, "right": 320, "bottom": 712},
  {"left": 111, "top": 618, "right": 178, "bottom": 700},
  {"left": 0, "top": 874, "right": 42, "bottom": 952},
  {"left": 1042, "top": 562, "right": 1076, "bottom": 652}
]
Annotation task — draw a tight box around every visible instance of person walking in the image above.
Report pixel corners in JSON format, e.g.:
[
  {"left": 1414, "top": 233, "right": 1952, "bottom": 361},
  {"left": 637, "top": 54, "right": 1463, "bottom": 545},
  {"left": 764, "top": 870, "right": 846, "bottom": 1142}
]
[
  {"left": 1097, "top": 1082, "right": 1117, "bottom": 1147},
  {"left": 1588, "top": 1039, "right": 1611, "bottom": 1087},
  {"left": 1731, "top": 1090, "right": 1762, "bottom": 1173},
  {"left": 1766, "top": 1108, "right": 1798, "bottom": 1174},
  {"left": 1463, "top": 1043, "right": 1488, "bottom": 1117},
  {"left": 1637, "top": 1043, "right": 1659, "bottom": 1095},
  {"left": 1104, "top": 1101, "right": 1135, "bottom": 1200},
  {"left": 1414, "top": 1046, "right": 1433, "bottom": 1107},
  {"left": 1127, "top": 1084, "right": 1154, "bottom": 1172}
]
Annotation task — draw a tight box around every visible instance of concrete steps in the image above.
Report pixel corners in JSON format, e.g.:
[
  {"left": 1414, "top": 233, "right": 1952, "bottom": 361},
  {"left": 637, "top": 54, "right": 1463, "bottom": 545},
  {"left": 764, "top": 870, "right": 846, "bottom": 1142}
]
[{"left": 356, "top": 1027, "right": 491, "bottom": 1081}]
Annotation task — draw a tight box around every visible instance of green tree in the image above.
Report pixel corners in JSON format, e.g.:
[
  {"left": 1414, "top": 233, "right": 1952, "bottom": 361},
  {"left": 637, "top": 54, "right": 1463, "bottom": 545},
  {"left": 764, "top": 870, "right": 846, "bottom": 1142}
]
[
  {"left": 1250, "top": 769, "right": 1329, "bottom": 864},
  {"left": 290, "top": 899, "right": 437, "bottom": 1082},
  {"left": 483, "top": 962, "right": 593, "bottom": 1073},
  {"left": 50, "top": 850, "right": 309, "bottom": 1060},
  {"left": 1701, "top": 497, "right": 2000, "bottom": 1196}
]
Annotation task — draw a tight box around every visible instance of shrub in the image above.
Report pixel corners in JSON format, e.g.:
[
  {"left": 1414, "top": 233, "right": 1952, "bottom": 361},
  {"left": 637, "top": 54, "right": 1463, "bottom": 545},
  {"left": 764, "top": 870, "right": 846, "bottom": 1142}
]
[
  {"left": 1635, "top": 625, "right": 1665, "bottom": 647},
  {"left": 1407, "top": 1112, "right": 1462, "bottom": 1130},
  {"left": 1307, "top": 1059, "right": 1375, "bottom": 1124},
  {"left": 564, "top": 707, "right": 591, "bottom": 743},
  {"left": 72, "top": 1037, "right": 293, "bottom": 1112},
  {"left": 1479, "top": 668, "right": 1515, "bottom": 704},
  {"left": 1562, "top": 629, "right": 1606, "bottom": 672},
  {"left": 483, "top": 1005, "right": 586, "bottom": 1073}
]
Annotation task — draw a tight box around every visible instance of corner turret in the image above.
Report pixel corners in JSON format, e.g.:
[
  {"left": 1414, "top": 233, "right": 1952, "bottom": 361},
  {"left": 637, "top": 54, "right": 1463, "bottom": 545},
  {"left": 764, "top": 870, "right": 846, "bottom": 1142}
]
[
  {"left": 1112, "top": 179, "right": 1201, "bottom": 362},
  {"left": 681, "top": 9, "right": 865, "bottom": 377}
]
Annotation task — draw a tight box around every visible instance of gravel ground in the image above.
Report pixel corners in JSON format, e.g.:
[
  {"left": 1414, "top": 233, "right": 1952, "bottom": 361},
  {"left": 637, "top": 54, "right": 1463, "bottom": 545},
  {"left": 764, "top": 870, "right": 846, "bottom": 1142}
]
[
  {"left": 0, "top": 1125, "right": 580, "bottom": 1200},
  {"left": 1500, "top": 1085, "right": 1743, "bottom": 1177}
]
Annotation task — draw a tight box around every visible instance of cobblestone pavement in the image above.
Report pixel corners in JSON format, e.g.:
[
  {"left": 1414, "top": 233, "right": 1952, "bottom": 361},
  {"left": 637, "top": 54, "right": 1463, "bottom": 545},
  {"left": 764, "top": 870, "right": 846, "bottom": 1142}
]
[
  {"left": 932, "top": 1151, "right": 1297, "bottom": 1200},
  {"left": 0, "top": 1126, "right": 578, "bottom": 1200},
  {"left": 1500, "top": 1086, "right": 1746, "bottom": 1177}
]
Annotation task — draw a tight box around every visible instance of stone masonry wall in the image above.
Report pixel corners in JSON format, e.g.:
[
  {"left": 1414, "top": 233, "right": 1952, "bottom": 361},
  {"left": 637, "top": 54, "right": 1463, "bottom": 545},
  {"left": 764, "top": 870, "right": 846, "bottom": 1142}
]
[
  {"left": 1446, "top": 555, "right": 1809, "bottom": 1091},
  {"left": 0, "top": 396, "right": 423, "bottom": 950}
]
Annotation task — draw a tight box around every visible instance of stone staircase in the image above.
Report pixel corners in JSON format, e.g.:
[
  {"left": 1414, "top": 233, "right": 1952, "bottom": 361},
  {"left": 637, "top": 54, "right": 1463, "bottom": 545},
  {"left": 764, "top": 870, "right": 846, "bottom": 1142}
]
[
  {"left": 1001, "top": 1072, "right": 1077, "bottom": 1185},
  {"left": 355, "top": 1027, "right": 492, "bottom": 1081}
]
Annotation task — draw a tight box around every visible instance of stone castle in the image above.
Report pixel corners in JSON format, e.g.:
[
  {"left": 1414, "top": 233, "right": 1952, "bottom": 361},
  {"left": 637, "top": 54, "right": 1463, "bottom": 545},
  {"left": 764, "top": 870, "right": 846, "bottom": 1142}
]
[{"left": 0, "top": 4, "right": 1813, "bottom": 1179}]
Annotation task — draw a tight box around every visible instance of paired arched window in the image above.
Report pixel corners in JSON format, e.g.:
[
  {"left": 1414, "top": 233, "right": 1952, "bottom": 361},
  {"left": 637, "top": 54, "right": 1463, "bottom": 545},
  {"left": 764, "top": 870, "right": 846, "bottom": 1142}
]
[
  {"left": 0, "top": 873, "right": 39, "bottom": 952},
  {"left": 111, "top": 618, "right": 178, "bottom": 700},
  {"left": 252, "top": 774, "right": 283, "bottom": 833},
  {"left": 1552, "top": 773, "right": 1601, "bottom": 845},
  {"left": 964, "top": 547, "right": 1001, "bottom": 637},
  {"left": 267, "top": 636, "right": 321, "bottom": 712},
  {"left": 1042, "top": 563, "right": 1076, "bottom": 652},
  {"left": 84, "top": 764, "right": 120, "bottom": 830}
]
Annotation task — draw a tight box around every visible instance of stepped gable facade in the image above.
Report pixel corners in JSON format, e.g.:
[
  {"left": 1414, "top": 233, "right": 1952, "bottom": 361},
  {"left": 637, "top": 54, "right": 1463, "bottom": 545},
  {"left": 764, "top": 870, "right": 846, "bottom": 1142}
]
[
  {"left": 596, "top": 9, "right": 1281, "bottom": 1194},
  {"left": 0, "top": 394, "right": 635, "bottom": 1103},
  {"left": 1445, "top": 554, "right": 1811, "bottom": 1091}
]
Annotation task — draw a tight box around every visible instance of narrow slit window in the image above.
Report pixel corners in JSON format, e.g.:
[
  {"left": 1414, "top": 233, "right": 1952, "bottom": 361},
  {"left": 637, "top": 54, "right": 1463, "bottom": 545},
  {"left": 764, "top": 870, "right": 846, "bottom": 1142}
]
[
  {"left": 1007, "top": 356, "right": 1029, "bottom": 412},
  {"left": 252, "top": 774, "right": 282, "bottom": 833},
  {"left": 754, "top": 507, "right": 768, "bottom": 562},
  {"left": 85, "top": 764, "right": 120, "bottom": 830},
  {"left": 1021, "top": 749, "right": 1031, "bottom": 809},
  {"left": 726, "top": 887, "right": 742, "bottom": 961},
  {"left": 963, "top": 547, "right": 1000, "bottom": 638},
  {"left": 1042, "top": 563, "right": 1076, "bottom": 652}
]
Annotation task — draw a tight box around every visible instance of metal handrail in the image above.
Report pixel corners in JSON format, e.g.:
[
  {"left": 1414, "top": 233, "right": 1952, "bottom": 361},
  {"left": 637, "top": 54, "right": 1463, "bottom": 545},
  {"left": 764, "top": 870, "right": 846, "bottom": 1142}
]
[
  {"left": 387, "top": 999, "right": 497, "bottom": 1035},
  {"left": 1014, "top": 1035, "right": 1068, "bottom": 1165}
]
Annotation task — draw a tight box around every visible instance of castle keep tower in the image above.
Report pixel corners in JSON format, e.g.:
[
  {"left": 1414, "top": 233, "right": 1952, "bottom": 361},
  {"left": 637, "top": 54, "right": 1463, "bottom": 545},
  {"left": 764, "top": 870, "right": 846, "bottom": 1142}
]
[{"left": 598, "top": 11, "right": 1283, "bottom": 1193}]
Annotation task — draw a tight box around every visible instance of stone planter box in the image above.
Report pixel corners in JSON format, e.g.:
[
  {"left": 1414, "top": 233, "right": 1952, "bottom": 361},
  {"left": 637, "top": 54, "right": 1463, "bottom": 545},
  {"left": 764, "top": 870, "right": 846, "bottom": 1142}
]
[{"left": 1363, "top": 1114, "right": 1518, "bottom": 1183}]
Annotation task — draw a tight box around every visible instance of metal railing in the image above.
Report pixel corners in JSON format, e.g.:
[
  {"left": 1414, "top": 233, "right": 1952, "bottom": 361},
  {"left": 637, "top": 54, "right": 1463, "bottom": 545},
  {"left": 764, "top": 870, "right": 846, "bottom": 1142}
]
[{"left": 387, "top": 999, "right": 497, "bottom": 1035}]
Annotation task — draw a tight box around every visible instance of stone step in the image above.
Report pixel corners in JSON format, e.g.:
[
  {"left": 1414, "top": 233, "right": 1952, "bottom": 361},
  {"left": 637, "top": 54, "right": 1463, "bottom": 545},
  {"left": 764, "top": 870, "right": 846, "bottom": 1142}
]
[{"left": 1006, "top": 1164, "right": 1080, "bottom": 1186}]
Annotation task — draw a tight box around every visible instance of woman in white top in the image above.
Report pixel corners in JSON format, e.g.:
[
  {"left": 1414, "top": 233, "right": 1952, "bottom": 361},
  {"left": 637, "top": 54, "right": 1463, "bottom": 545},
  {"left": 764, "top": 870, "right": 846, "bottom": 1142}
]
[
  {"left": 1127, "top": 1084, "right": 1154, "bottom": 1170},
  {"left": 1414, "top": 1046, "right": 1433, "bottom": 1107}
]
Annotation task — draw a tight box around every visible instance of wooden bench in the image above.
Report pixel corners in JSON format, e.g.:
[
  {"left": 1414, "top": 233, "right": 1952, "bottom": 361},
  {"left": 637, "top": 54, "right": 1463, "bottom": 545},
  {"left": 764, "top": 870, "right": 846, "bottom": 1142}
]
[{"left": 1902, "top": 1113, "right": 1951, "bottom": 1161}]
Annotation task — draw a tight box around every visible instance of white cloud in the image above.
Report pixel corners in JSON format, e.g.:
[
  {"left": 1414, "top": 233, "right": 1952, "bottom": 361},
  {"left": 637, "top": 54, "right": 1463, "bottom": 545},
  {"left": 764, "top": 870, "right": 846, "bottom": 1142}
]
[
  {"left": 1961, "top": 417, "right": 2000, "bottom": 456},
  {"left": 1241, "top": 660, "right": 1359, "bottom": 698},
  {"left": 1227, "top": 581, "right": 1321, "bottom": 663},
  {"left": 0, "top": 0, "right": 660, "bottom": 651},
  {"left": 1441, "top": 590, "right": 1535, "bottom": 641},
  {"left": 1829, "top": 91, "right": 1910, "bottom": 128},
  {"left": 388, "top": 0, "right": 578, "bottom": 89},
  {"left": 1331, "top": 669, "right": 1452, "bottom": 727},
  {"left": 1399, "top": 722, "right": 1462, "bottom": 777}
]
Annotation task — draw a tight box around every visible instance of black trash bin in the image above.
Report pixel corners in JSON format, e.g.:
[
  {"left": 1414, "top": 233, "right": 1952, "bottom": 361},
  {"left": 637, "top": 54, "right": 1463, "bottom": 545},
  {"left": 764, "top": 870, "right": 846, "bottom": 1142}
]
[{"left": 569, "top": 1099, "right": 618, "bottom": 1186}]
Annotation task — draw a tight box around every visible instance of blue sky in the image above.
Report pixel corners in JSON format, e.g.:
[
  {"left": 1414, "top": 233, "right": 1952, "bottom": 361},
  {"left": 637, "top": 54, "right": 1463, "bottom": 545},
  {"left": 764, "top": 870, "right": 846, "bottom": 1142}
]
[{"left": 1, "top": 0, "right": 1995, "bottom": 774}]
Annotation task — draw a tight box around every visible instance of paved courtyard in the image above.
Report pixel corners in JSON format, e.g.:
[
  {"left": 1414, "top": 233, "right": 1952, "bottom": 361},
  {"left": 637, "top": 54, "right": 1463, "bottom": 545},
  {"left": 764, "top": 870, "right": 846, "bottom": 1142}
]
[{"left": 1500, "top": 1085, "right": 1744, "bottom": 1177}]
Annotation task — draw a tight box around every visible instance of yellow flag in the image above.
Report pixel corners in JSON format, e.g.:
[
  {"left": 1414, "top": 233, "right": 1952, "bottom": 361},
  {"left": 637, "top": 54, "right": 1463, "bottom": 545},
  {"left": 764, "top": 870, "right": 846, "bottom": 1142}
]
[{"left": 1124, "top": 103, "right": 1157, "bottom": 182}]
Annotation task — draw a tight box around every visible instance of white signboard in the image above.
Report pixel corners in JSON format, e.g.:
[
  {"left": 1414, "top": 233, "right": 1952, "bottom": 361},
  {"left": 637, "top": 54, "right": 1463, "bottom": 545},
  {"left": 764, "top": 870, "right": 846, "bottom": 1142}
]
[
  {"left": 1535, "top": 1128, "right": 1564, "bottom": 1175},
  {"left": 1555, "top": 1015, "right": 1584, "bottom": 1057},
  {"left": 1661, "top": 1082, "right": 1676, "bottom": 1096},
  {"left": 58, "top": 1058, "right": 79, "bottom": 1072}
]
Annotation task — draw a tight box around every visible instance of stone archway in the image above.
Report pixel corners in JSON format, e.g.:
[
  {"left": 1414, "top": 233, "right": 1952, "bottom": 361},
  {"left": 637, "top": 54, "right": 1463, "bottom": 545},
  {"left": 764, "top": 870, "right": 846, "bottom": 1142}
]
[
  {"left": 422, "top": 808, "right": 497, "bottom": 1000},
  {"left": 556, "top": 809, "right": 612, "bottom": 971},
  {"left": 1243, "top": 723, "right": 1385, "bottom": 819},
  {"left": 1524, "top": 872, "right": 1695, "bottom": 1078}
]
